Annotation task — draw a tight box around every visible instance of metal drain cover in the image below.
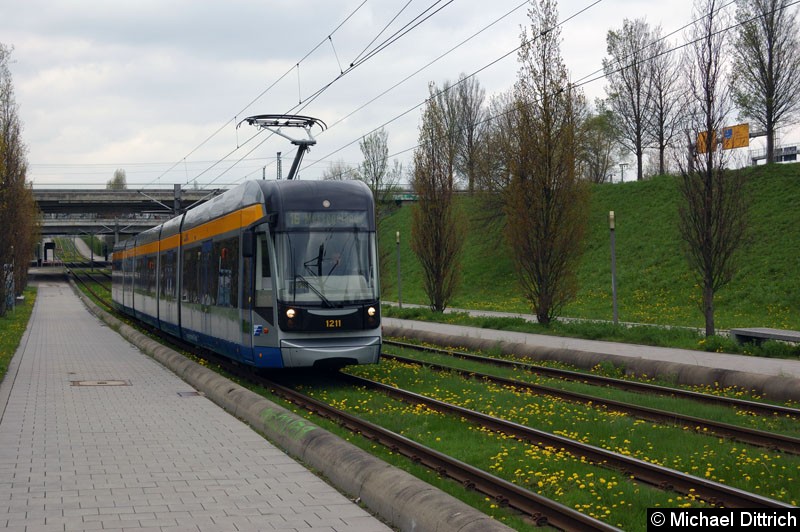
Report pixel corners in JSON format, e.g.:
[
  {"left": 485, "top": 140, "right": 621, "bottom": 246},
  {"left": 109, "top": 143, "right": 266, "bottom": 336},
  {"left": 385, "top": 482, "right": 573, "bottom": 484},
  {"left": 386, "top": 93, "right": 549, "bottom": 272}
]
[
  {"left": 177, "top": 391, "right": 204, "bottom": 397},
  {"left": 71, "top": 380, "right": 130, "bottom": 387}
]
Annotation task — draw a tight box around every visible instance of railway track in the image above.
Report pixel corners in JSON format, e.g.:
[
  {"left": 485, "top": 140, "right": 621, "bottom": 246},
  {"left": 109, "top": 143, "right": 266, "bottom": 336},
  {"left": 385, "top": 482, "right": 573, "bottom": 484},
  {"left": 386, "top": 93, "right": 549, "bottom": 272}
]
[
  {"left": 252, "top": 371, "right": 621, "bottom": 531},
  {"left": 380, "top": 348, "right": 800, "bottom": 455},
  {"left": 324, "top": 371, "right": 791, "bottom": 509},
  {"left": 68, "top": 268, "right": 112, "bottom": 294},
  {"left": 384, "top": 339, "right": 800, "bottom": 419},
  {"left": 68, "top": 267, "right": 113, "bottom": 305}
]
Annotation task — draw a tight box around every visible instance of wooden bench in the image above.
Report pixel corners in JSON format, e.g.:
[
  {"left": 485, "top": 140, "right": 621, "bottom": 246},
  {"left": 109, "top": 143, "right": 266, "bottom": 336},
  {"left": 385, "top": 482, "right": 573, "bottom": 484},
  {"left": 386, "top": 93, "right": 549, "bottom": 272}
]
[{"left": 729, "top": 327, "right": 800, "bottom": 345}]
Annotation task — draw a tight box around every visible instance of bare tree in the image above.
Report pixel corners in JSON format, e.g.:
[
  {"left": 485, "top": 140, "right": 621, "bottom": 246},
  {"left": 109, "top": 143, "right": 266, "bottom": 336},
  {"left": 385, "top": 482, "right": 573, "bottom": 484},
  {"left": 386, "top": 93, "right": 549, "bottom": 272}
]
[
  {"left": 0, "top": 43, "right": 39, "bottom": 316},
  {"left": 453, "top": 74, "right": 486, "bottom": 194},
  {"left": 106, "top": 168, "right": 128, "bottom": 189},
  {"left": 648, "top": 26, "right": 687, "bottom": 175},
  {"left": 355, "top": 128, "right": 402, "bottom": 294},
  {"left": 470, "top": 91, "right": 516, "bottom": 230},
  {"left": 577, "top": 99, "right": 620, "bottom": 183},
  {"left": 679, "top": 0, "right": 749, "bottom": 336},
  {"left": 430, "top": 79, "right": 462, "bottom": 186},
  {"left": 321, "top": 159, "right": 358, "bottom": 181},
  {"left": 356, "top": 128, "right": 402, "bottom": 206},
  {"left": 506, "top": 0, "right": 589, "bottom": 325},
  {"left": 603, "top": 18, "right": 655, "bottom": 181},
  {"left": 410, "top": 82, "right": 464, "bottom": 312},
  {"left": 731, "top": 0, "right": 800, "bottom": 163}
]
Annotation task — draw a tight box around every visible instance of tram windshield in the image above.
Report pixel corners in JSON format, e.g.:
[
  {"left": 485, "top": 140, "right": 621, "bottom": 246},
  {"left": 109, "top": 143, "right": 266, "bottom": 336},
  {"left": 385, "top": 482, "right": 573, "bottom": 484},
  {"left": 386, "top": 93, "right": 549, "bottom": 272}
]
[{"left": 274, "top": 229, "right": 378, "bottom": 306}]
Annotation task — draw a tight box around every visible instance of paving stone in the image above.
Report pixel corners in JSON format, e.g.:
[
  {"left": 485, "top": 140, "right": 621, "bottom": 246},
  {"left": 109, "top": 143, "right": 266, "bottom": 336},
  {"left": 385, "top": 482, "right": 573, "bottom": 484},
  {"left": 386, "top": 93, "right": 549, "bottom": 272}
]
[{"left": 0, "top": 281, "right": 391, "bottom": 531}]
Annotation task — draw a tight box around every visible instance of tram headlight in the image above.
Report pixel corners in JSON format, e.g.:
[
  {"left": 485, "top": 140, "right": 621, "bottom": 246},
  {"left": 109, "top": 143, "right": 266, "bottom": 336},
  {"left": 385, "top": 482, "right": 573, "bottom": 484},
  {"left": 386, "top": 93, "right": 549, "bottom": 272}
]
[
  {"left": 286, "top": 308, "right": 296, "bottom": 319},
  {"left": 365, "top": 305, "right": 379, "bottom": 328}
]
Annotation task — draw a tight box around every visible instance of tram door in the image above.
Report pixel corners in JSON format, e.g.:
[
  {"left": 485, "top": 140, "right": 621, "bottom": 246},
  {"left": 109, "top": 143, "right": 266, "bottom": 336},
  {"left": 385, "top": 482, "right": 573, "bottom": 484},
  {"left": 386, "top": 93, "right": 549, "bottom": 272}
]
[
  {"left": 200, "top": 240, "right": 213, "bottom": 332},
  {"left": 240, "top": 236, "right": 254, "bottom": 363},
  {"left": 253, "top": 231, "right": 276, "bottom": 363}
]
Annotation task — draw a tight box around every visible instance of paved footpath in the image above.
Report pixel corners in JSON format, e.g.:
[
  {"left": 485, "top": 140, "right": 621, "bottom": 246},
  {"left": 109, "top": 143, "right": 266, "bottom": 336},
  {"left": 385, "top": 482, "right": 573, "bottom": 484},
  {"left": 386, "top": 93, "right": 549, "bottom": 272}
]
[{"left": 0, "top": 280, "right": 391, "bottom": 532}]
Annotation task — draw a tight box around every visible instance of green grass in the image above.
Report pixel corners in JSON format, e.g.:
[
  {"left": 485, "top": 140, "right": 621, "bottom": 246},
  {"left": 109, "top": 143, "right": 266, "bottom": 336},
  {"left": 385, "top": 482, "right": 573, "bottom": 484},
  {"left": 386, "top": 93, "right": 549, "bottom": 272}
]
[
  {"left": 380, "top": 163, "right": 800, "bottom": 333},
  {"left": 0, "top": 286, "right": 36, "bottom": 380},
  {"left": 346, "top": 357, "right": 799, "bottom": 507},
  {"left": 285, "top": 369, "right": 704, "bottom": 531},
  {"left": 380, "top": 346, "right": 800, "bottom": 437}
]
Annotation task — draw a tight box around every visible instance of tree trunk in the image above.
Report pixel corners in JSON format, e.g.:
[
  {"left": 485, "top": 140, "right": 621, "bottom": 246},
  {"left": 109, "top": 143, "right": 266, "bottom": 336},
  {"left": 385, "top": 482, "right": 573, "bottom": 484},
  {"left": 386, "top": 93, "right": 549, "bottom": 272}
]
[
  {"left": 703, "top": 282, "right": 715, "bottom": 337},
  {"left": 766, "top": 112, "right": 775, "bottom": 164},
  {"left": 636, "top": 135, "right": 644, "bottom": 181}
]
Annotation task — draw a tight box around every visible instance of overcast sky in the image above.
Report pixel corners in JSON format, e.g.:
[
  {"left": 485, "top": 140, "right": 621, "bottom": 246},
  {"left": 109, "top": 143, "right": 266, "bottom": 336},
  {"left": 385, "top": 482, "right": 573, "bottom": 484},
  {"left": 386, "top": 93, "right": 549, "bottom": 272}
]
[{"left": 1, "top": 0, "right": 783, "bottom": 188}]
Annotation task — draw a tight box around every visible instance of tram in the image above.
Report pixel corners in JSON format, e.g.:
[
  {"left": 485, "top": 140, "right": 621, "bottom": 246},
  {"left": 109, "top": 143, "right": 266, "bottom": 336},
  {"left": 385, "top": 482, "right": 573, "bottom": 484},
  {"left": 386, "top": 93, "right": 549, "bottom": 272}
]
[{"left": 112, "top": 177, "right": 382, "bottom": 368}]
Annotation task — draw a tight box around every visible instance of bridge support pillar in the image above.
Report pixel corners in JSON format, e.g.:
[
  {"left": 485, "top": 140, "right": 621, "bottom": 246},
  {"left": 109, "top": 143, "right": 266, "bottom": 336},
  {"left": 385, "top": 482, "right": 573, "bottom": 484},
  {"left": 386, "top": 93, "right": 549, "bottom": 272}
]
[{"left": 174, "top": 184, "right": 181, "bottom": 215}]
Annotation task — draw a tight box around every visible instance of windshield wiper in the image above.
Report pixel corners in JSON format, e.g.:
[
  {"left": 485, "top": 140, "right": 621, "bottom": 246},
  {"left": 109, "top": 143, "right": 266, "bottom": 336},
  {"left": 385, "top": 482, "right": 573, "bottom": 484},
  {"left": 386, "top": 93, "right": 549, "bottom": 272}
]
[
  {"left": 293, "top": 273, "right": 335, "bottom": 308},
  {"left": 303, "top": 244, "right": 325, "bottom": 277}
]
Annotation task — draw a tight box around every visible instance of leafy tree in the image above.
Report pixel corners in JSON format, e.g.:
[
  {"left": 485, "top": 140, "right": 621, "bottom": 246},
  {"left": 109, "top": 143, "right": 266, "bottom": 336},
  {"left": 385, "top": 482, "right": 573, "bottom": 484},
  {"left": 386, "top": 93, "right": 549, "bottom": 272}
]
[
  {"left": 731, "top": 0, "right": 800, "bottom": 163},
  {"left": 603, "top": 18, "right": 655, "bottom": 181},
  {"left": 106, "top": 168, "right": 127, "bottom": 190},
  {"left": 410, "top": 82, "right": 465, "bottom": 312},
  {"left": 679, "top": 0, "right": 749, "bottom": 336},
  {"left": 506, "top": 0, "right": 589, "bottom": 325},
  {"left": 0, "top": 43, "right": 39, "bottom": 316}
]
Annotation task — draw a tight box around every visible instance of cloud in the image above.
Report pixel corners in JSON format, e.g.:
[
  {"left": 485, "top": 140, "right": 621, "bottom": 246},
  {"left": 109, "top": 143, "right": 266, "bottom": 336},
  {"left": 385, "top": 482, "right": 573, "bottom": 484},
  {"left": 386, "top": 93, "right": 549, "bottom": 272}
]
[{"left": 4, "top": 0, "right": 774, "bottom": 187}]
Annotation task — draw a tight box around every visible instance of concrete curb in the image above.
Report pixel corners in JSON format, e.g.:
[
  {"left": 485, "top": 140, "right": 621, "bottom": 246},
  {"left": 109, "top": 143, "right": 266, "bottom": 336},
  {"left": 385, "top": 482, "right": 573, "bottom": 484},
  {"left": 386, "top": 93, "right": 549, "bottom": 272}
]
[
  {"left": 383, "top": 324, "right": 800, "bottom": 404},
  {"left": 70, "top": 283, "right": 513, "bottom": 532}
]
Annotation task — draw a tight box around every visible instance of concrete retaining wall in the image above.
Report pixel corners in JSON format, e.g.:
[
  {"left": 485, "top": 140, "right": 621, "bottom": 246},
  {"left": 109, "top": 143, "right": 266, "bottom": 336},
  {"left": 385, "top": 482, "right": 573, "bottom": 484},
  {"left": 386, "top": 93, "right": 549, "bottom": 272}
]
[{"left": 383, "top": 324, "right": 800, "bottom": 404}]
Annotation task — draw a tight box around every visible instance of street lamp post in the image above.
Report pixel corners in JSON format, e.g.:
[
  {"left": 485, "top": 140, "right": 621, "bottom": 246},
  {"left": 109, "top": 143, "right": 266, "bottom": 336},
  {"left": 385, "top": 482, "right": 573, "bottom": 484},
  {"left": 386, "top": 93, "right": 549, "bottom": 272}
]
[
  {"left": 609, "top": 211, "right": 618, "bottom": 325},
  {"left": 396, "top": 231, "right": 402, "bottom": 308}
]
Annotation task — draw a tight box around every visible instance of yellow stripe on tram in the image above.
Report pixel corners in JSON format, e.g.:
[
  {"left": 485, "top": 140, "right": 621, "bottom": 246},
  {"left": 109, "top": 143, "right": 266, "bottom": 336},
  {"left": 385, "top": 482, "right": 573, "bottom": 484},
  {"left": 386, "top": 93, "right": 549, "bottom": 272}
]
[{"left": 122, "top": 203, "right": 265, "bottom": 258}]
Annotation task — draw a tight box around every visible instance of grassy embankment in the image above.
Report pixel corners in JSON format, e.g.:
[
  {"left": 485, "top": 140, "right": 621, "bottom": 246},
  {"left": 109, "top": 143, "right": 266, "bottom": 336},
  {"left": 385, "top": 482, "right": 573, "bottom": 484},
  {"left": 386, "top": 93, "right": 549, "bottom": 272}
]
[{"left": 379, "top": 164, "right": 800, "bottom": 355}]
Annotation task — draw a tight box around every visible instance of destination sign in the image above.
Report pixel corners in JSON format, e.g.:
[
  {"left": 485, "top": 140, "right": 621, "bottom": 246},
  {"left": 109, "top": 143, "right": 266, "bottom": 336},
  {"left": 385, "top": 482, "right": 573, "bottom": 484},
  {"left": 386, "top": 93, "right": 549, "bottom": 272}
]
[{"left": 285, "top": 211, "right": 368, "bottom": 229}]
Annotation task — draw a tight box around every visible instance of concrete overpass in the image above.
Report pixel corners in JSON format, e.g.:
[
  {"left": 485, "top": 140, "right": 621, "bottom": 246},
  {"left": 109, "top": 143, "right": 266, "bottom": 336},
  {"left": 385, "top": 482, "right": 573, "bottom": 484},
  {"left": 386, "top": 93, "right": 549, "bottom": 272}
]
[{"left": 34, "top": 186, "right": 223, "bottom": 237}]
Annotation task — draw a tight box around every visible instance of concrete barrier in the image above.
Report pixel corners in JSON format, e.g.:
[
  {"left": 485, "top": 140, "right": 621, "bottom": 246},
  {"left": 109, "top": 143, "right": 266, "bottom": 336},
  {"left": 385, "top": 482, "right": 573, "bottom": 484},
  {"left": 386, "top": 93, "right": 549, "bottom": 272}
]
[{"left": 383, "top": 324, "right": 800, "bottom": 404}]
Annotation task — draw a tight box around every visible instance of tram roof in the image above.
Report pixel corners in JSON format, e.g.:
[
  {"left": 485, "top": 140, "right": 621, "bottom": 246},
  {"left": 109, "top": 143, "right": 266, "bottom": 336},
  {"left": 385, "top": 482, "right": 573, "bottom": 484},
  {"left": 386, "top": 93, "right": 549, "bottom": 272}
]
[
  {"left": 257, "top": 179, "right": 374, "bottom": 216},
  {"left": 113, "top": 180, "right": 376, "bottom": 252}
]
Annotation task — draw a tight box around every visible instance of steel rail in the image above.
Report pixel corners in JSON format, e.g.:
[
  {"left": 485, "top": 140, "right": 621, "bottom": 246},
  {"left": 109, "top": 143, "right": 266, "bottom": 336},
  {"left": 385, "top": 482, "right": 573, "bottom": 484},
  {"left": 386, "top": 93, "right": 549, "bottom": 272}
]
[
  {"left": 337, "top": 372, "right": 793, "bottom": 509},
  {"left": 68, "top": 267, "right": 112, "bottom": 295},
  {"left": 257, "top": 375, "right": 622, "bottom": 532},
  {"left": 384, "top": 339, "right": 800, "bottom": 419},
  {"left": 381, "top": 352, "right": 800, "bottom": 454}
]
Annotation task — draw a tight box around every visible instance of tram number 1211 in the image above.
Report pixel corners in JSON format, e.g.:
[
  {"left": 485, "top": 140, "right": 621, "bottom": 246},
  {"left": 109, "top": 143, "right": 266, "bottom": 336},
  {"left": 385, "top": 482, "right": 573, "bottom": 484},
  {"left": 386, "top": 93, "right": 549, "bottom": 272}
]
[{"left": 325, "top": 319, "right": 343, "bottom": 328}]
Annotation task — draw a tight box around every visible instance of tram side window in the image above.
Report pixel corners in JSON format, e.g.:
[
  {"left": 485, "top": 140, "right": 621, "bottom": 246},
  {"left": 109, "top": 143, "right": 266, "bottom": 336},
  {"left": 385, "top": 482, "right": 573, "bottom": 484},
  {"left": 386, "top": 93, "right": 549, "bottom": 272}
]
[
  {"left": 159, "top": 250, "right": 176, "bottom": 300},
  {"left": 182, "top": 246, "right": 200, "bottom": 303},
  {"left": 146, "top": 257, "right": 157, "bottom": 295},
  {"left": 255, "top": 233, "right": 273, "bottom": 309},
  {"left": 213, "top": 237, "right": 238, "bottom": 308},
  {"left": 135, "top": 257, "right": 145, "bottom": 293},
  {"left": 124, "top": 256, "right": 134, "bottom": 287}
]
